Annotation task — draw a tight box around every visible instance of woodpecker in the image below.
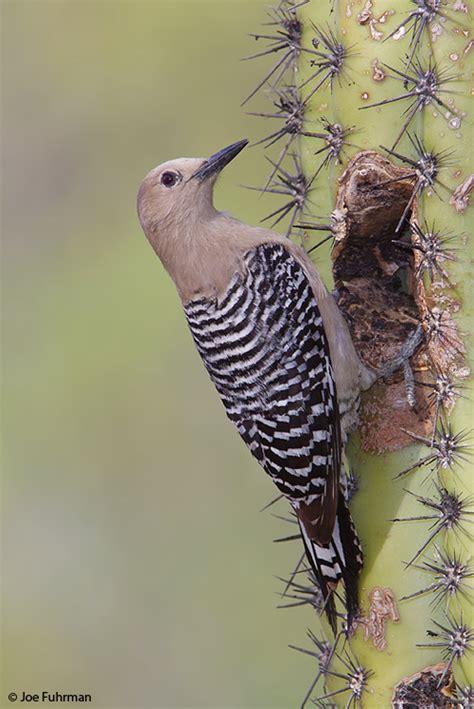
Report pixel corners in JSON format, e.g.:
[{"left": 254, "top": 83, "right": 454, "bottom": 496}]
[{"left": 137, "top": 139, "right": 376, "bottom": 631}]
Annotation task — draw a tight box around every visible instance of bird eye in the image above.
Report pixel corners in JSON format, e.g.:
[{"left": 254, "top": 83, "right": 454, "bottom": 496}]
[{"left": 160, "top": 171, "right": 180, "bottom": 188}]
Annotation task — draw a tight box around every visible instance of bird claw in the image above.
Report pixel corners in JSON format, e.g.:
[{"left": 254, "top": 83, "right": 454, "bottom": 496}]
[{"left": 376, "top": 323, "right": 424, "bottom": 409}]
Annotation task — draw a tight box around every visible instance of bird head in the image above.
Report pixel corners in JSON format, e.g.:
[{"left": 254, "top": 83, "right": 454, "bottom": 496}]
[{"left": 137, "top": 139, "right": 248, "bottom": 243}]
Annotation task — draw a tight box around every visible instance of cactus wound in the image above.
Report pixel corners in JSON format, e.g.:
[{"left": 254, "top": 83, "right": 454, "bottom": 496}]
[
  {"left": 392, "top": 663, "right": 455, "bottom": 708},
  {"left": 330, "top": 150, "right": 433, "bottom": 453},
  {"left": 354, "top": 586, "right": 400, "bottom": 652}
]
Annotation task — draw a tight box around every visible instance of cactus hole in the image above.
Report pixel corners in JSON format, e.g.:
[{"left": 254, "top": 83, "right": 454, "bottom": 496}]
[
  {"left": 392, "top": 663, "right": 455, "bottom": 707},
  {"left": 331, "top": 151, "right": 432, "bottom": 452}
]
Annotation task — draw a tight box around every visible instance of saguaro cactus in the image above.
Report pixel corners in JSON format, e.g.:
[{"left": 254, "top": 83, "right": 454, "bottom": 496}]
[{"left": 244, "top": 1, "right": 473, "bottom": 705}]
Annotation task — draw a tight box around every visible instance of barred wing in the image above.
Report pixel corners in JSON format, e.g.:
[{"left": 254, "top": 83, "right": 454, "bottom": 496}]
[{"left": 184, "top": 243, "right": 341, "bottom": 544}]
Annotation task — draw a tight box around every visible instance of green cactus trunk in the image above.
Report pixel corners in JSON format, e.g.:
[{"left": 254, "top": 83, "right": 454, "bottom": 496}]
[{"left": 245, "top": 1, "right": 473, "bottom": 705}]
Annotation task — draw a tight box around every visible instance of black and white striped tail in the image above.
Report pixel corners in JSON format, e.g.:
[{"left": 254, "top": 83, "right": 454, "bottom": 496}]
[{"left": 298, "top": 492, "right": 363, "bottom": 634}]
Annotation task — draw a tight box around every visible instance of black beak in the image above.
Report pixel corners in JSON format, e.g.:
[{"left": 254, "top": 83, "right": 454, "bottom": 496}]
[{"left": 191, "top": 139, "right": 248, "bottom": 180}]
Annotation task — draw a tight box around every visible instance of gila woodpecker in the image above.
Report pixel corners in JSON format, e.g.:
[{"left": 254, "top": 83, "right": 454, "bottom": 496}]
[{"left": 137, "top": 139, "right": 376, "bottom": 631}]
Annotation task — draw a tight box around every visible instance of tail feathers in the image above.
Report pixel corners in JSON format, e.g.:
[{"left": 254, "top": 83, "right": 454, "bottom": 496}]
[{"left": 298, "top": 493, "right": 363, "bottom": 634}]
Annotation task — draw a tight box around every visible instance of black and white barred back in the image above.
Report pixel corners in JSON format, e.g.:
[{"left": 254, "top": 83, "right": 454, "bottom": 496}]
[{"left": 184, "top": 243, "right": 362, "bottom": 629}]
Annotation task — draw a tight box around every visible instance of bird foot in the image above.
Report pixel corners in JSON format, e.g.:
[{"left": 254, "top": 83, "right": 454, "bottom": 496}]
[{"left": 376, "top": 324, "right": 424, "bottom": 409}]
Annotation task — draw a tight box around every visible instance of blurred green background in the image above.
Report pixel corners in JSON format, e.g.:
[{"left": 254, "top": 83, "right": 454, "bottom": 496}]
[{"left": 2, "top": 1, "right": 317, "bottom": 707}]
